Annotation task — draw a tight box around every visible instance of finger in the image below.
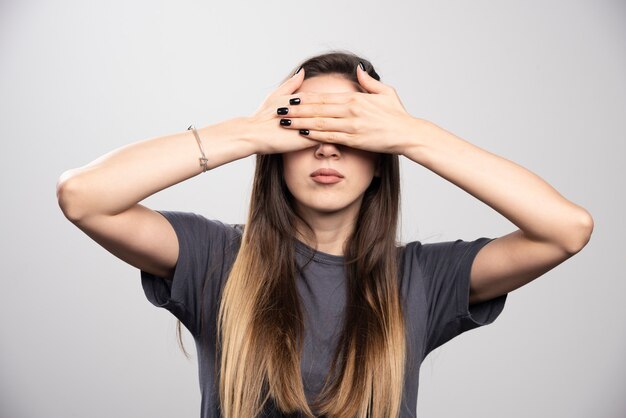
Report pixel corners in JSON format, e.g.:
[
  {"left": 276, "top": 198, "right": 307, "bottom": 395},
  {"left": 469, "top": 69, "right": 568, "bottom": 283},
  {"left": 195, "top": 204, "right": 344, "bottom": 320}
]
[
  {"left": 279, "top": 117, "right": 355, "bottom": 134},
  {"left": 271, "top": 67, "right": 305, "bottom": 97},
  {"left": 296, "top": 128, "right": 353, "bottom": 146},
  {"left": 277, "top": 103, "right": 350, "bottom": 118},
  {"left": 284, "top": 91, "right": 354, "bottom": 105},
  {"left": 356, "top": 62, "right": 393, "bottom": 95}
]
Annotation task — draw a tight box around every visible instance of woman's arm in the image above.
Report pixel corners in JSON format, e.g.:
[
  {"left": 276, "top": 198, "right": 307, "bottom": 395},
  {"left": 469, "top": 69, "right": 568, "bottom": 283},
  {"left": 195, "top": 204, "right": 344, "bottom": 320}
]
[
  {"left": 400, "top": 118, "right": 594, "bottom": 304},
  {"left": 56, "top": 69, "right": 318, "bottom": 278},
  {"left": 263, "top": 65, "right": 594, "bottom": 304},
  {"left": 56, "top": 118, "right": 255, "bottom": 279},
  {"left": 57, "top": 117, "right": 254, "bottom": 221}
]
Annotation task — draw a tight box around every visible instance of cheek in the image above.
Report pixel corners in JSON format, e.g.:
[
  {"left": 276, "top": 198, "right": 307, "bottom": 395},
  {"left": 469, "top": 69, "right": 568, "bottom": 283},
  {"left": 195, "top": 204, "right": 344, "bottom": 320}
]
[
  {"left": 281, "top": 161, "right": 305, "bottom": 197},
  {"left": 357, "top": 159, "right": 378, "bottom": 181},
  {"left": 350, "top": 151, "right": 379, "bottom": 176},
  {"left": 282, "top": 150, "right": 307, "bottom": 172},
  {"left": 281, "top": 151, "right": 311, "bottom": 184}
]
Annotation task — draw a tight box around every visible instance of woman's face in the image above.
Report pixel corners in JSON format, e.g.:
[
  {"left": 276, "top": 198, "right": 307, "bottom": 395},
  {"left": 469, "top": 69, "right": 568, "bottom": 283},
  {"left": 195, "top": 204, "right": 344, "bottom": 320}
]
[{"left": 282, "top": 74, "right": 380, "bottom": 219}]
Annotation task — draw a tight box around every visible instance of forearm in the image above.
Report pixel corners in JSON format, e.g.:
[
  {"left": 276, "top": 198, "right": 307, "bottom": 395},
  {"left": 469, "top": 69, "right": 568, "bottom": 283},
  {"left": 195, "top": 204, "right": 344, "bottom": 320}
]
[
  {"left": 57, "top": 117, "right": 254, "bottom": 220},
  {"left": 402, "top": 118, "right": 593, "bottom": 253}
]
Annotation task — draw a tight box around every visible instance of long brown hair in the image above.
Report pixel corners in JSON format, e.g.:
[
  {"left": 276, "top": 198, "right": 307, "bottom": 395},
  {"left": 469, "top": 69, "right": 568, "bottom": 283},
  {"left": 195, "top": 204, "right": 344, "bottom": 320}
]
[{"left": 179, "top": 50, "right": 406, "bottom": 418}]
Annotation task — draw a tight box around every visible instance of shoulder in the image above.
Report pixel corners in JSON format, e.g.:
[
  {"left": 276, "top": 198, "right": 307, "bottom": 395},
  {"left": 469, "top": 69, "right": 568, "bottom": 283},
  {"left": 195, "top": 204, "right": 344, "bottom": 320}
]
[
  {"left": 396, "top": 238, "right": 475, "bottom": 279},
  {"left": 396, "top": 240, "right": 425, "bottom": 266},
  {"left": 400, "top": 237, "right": 491, "bottom": 262}
]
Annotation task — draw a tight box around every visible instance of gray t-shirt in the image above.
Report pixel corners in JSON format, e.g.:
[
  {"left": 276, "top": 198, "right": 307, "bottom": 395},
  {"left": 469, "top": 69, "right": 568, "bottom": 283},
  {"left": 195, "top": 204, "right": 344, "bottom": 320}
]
[{"left": 140, "top": 210, "right": 507, "bottom": 418}]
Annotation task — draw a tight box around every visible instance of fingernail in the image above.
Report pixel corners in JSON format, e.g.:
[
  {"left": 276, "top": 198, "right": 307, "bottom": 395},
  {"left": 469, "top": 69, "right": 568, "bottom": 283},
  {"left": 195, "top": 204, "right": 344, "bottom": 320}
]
[
  {"left": 292, "top": 65, "right": 302, "bottom": 77},
  {"left": 277, "top": 107, "right": 288, "bottom": 115},
  {"left": 358, "top": 61, "right": 365, "bottom": 72},
  {"left": 289, "top": 98, "right": 300, "bottom": 105},
  {"left": 280, "top": 118, "right": 291, "bottom": 126},
  {"left": 299, "top": 129, "right": 309, "bottom": 135}
]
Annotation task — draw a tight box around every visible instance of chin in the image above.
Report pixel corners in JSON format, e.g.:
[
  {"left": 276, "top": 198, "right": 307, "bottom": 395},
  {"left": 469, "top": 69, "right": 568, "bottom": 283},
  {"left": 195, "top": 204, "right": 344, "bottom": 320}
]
[
  {"left": 313, "top": 206, "right": 347, "bottom": 214},
  {"left": 301, "top": 200, "right": 358, "bottom": 215}
]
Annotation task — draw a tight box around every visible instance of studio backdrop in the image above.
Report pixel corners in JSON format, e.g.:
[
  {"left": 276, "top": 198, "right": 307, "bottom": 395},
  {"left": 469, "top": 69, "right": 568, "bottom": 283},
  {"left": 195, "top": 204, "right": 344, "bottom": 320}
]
[{"left": 1, "top": 1, "right": 623, "bottom": 417}]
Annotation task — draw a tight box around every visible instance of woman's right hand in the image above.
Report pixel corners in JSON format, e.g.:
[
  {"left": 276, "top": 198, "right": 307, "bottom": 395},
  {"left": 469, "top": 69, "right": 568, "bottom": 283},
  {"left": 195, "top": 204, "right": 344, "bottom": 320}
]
[{"left": 244, "top": 68, "right": 320, "bottom": 155}]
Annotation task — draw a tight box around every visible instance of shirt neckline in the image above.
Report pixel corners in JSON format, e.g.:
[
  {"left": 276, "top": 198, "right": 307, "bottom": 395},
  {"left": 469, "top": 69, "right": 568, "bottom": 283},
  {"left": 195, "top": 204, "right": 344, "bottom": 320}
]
[{"left": 295, "top": 239, "right": 345, "bottom": 266}]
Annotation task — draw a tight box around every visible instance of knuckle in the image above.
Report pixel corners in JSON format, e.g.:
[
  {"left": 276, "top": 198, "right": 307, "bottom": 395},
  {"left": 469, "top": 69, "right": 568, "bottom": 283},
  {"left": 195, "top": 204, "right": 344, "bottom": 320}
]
[{"left": 314, "top": 118, "right": 326, "bottom": 130}]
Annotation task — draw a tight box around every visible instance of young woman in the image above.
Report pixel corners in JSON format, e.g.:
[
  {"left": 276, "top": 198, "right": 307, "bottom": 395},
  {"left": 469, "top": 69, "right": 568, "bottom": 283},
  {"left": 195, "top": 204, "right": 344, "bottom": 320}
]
[{"left": 56, "top": 51, "right": 594, "bottom": 418}]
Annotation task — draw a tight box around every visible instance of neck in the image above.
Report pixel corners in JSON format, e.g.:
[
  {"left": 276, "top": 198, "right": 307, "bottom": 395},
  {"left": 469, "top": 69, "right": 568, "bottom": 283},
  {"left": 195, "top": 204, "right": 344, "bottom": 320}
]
[{"left": 294, "top": 207, "right": 359, "bottom": 256}]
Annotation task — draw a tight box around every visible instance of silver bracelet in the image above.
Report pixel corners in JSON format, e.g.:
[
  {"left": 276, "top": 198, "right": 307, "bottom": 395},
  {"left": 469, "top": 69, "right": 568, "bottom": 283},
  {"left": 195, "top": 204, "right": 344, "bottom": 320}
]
[{"left": 187, "top": 125, "right": 209, "bottom": 173}]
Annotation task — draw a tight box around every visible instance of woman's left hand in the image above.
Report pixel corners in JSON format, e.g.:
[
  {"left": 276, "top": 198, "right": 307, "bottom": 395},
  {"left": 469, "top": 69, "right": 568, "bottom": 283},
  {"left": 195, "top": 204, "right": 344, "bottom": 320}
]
[{"left": 275, "top": 65, "right": 424, "bottom": 155}]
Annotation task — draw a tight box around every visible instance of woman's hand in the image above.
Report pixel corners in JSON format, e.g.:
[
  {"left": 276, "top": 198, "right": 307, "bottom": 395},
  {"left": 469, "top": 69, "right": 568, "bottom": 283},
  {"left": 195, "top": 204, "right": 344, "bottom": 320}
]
[
  {"left": 245, "top": 68, "right": 320, "bottom": 155},
  {"left": 275, "top": 64, "right": 424, "bottom": 155}
]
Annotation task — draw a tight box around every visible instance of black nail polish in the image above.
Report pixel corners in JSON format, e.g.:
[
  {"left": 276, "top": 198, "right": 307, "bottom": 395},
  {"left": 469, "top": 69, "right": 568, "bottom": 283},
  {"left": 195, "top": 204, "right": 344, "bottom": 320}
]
[
  {"left": 293, "top": 65, "right": 302, "bottom": 76},
  {"left": 299, "top": 129, "right": 309, "bottom": 135},
  {"left": 289, "top": 98, "right": 300, "bottom": 105},
  {"left": 359, "top": 61, "right": 365, "bottom": 72},
  {"left": 280, "top": 118, "right": 291, "bottom": 126},
  {"left": 277, "top": 107, "right": 288, "bottom": 115}
]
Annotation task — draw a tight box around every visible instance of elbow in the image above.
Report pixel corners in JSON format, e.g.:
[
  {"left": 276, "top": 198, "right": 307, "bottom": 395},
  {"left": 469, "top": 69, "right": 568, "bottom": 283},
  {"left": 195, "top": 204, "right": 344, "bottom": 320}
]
[
  {"left": 562, "top": 208, "right": 594, "bottom": 255},
  {"left": 56, "top": 172, "right": 86, "bottom": 223}
]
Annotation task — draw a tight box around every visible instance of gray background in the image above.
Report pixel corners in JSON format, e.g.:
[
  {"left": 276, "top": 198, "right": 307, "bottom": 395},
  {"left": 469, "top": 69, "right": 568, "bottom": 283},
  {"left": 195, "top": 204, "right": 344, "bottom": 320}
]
[{"left": 1, "top": 0, "right": 624, "bottom": 417}]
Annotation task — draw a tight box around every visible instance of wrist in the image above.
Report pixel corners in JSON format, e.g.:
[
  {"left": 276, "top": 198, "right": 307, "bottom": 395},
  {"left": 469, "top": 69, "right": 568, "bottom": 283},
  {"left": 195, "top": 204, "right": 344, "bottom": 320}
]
[
  {"left": 399, "top": 117, "right": 432, "bottom": 158},
  {"left": 225, "top": 116, "right": 260, "bottom": 155},
  {"left": 200, "top": 117, "right": 256, "bottom": 157},
  {"left": 191, "top": 117, "right": 256, "bottom": 171}
]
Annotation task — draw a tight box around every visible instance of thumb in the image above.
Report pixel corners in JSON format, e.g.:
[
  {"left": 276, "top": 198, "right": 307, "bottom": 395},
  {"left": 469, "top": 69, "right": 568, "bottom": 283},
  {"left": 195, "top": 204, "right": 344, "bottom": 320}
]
[
  {"left": 273, "top": 66, "right": 305, "bottom": 96},
  {"left": 356, "top": 62, "right": 388, "bottom": 94}
]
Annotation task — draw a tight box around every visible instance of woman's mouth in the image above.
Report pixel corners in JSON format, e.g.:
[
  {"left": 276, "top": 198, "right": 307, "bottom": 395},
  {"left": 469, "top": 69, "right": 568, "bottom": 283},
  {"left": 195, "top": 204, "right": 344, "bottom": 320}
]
[{"left": 310, "top": 168, "right": 344, "bottom": 184}]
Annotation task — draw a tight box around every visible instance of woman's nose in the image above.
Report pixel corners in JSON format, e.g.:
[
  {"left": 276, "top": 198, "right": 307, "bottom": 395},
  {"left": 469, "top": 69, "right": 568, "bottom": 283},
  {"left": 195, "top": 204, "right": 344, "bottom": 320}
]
[{"left": 315, "top": 142, "right": 341, "bottom": 159}]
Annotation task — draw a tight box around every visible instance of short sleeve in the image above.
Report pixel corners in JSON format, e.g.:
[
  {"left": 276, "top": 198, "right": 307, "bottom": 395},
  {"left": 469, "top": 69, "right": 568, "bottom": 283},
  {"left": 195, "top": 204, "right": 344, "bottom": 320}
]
[
  {"left": 415, "top": 237, "right": 507, "bottom": 355},
  {"left": 139, "top": 210, "right": 242, "bottom": 338}
]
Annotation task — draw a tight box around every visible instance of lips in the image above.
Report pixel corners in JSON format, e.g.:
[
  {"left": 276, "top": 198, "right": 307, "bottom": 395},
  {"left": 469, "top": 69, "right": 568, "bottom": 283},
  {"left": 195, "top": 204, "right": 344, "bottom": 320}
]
[
  {"left": 310, "top": 168, "right": 344, "bottom": 178},
  {"left": 310, "top": 168, "right": 344, "bottom": 184}
]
